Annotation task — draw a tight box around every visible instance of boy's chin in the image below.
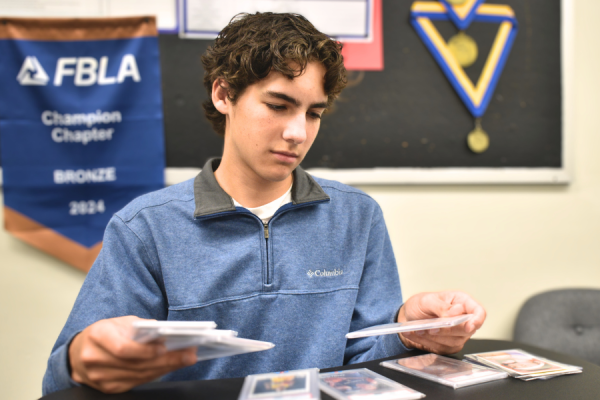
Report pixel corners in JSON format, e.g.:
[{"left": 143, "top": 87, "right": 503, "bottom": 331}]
[{"left": 260, "top": 165, "right": 297, "bottom": 183}]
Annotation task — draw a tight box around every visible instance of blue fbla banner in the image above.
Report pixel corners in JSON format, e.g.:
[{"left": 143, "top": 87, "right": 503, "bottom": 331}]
[{"left": 0, "top": 17, "right": 165, "bottom": 271}]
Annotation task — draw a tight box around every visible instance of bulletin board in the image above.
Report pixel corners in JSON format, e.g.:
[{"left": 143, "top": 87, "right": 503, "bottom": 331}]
[
  {"left": 159, "top": 0, "right": 571, "bottom": 184},
  {"left": 0, "top": 0, "right": 572, "bottom": 185}
]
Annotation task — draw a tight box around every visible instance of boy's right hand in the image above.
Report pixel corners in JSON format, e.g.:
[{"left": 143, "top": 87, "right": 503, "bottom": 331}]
[{"left": 69, "top": 316, "right": 197, "bottom": 393}]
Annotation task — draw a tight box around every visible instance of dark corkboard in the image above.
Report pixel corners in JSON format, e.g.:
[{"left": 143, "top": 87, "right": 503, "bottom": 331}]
[{"left": 158, "top": 0, "right": 561, "bottom": 172}]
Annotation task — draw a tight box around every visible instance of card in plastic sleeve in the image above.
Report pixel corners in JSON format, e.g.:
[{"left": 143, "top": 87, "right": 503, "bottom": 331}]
[
  {"left": 346, "top": 314, "right": 473, "bottom": 339},
  {"left": 131, "top": 320, "right": 217, "bottom": 343},
  {"left": 381, "top": 354, "right": 508, "bottom": 389},
  {"left": 319, "top": 368, "right": 425, "bottom": 400},
  {"left": 238, "top": 368, "right": 320, "bottom": 400},
  {"left": 131, "top": 320, "right": 274, "bottom": 359},
  {"left": 194, "top": 336, "right": 275, "bottom": 361},
  {"left": 464, "top": 349, "right": 582, "bottom": 381}
]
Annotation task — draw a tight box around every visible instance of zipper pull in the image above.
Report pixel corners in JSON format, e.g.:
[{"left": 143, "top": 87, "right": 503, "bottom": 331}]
[{"left": 263, "top": 223, "right": 269, "bottom": 239}]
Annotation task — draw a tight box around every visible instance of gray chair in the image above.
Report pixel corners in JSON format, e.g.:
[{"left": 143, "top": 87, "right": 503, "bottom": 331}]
[{"left": 513, "top": 288, "right": 600, "bottom": 365}]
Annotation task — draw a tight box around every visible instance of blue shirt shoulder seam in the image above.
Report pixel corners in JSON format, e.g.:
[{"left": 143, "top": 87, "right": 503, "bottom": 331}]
[
  {"left": 113, "top": 214, "right": 166, "bottom": 298},
  {"left": 118, "top": 196, "right": 194, "bottom": 223}
]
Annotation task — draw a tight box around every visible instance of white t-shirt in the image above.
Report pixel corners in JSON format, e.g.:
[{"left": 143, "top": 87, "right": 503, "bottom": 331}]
[{"left": 232, "top": 184, "right": 293, "bottom": 224}]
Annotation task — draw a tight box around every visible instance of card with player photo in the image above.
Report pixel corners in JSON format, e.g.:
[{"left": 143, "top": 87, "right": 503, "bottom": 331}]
[
  {"left": 238, "top": 368, "right": 320, "bottom": 400},
  {"left": 381, "top": 354, "right": 508, "bottom": 389},
  {"left": 319, "top": 368, "right": 425, "bottom": 400},
  {"left": 464, "top": 349, "right": 582, "bottom": 381}
]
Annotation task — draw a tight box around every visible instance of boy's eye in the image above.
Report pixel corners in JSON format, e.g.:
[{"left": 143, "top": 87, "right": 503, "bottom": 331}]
[
  {"left": 267, "top": 103, "right": 286, "bottom": 111},
  {"left": 308, "top": 111, "right": 322, "bottom": 120}
]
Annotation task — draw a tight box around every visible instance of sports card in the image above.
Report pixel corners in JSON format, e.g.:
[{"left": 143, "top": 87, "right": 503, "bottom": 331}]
[
  {"left": 319, "top": 368, "right": 425, "bottom": 399},
  {"left": 390, "top": 354, "right": 501, "bottom": 380},
  {"left": 322, "top": 372, "right": 382, "bottom": 393},
  {"left": 346, "top": 314, "right": 473, "bottom": 339},
  {"left": 131, "top": 320, "right": 217, "bottom": 343},
  {"left": 239, "top": 368, "right": 320, "bottom": 400},
  {"left": 381, "top": 354, "right": 507, "bottom": 389},
  {"left": 250, "top": 372, "right": 309, "bottom": 398},
  {"left": 468, "top": 350, "right": 566, "bottom": 376}
]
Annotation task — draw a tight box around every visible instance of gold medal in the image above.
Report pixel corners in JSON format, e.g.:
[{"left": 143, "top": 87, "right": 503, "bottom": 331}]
[
  {"left": 467, "top": 119, "right": 489, "bottom": 153},
  {"left": 448, "top": 31, "right": 478, "bottom": 68},
  {"left": 446, "top": 0, "right": 467, "bottom": 4}
]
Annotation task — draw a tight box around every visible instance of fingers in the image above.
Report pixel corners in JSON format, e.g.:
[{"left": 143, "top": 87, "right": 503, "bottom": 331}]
[
  {"left": 70, "top": 316, "right": 199, "bottom": 394},
  {"left": 423, "top": 323, "right": 473, "bottom": 337},
  {"left": 403, "top": 291, "right": 487, "bottom": 335},
  {"left": 399, "top": 290, "right": 487, "bottom": 355},
  {"left": 79, "top": 342, "right": 197, "bottom": 371},
  {"left": 83, "top": 350, "right": 197, "bottom": 384},
  {"left": 445, "top": 291, "right": 486, "bottom": 333},
  {"left": 465, "top": 303, "right": 486, "bottom": 333},
  {"left": 87, "top": 316, "right": 168, "bottom": 361},
  {"left": 76, "top": 344, "right": 197, "bottom": 393},
  {"left": 401, "top": 330, "right": 469, "bottom": 355},
  {"left": 404, "top": 292, "right": 464, "bottom": 321}
]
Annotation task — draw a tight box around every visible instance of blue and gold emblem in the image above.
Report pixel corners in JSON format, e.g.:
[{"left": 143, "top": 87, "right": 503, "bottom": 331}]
[{"left": 410, "top": 0, "right": 518, "bottom": 152}]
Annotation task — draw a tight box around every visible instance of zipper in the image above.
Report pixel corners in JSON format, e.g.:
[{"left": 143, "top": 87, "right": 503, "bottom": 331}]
[
  {"left": 262, "top": 199, "right": 327, "bottom": 286},
  {"left": 204, "top": 200, "right": 329, "bottom": 286},
  {"left": 263, "top": 223, "right": 270, "bottom": 284}
]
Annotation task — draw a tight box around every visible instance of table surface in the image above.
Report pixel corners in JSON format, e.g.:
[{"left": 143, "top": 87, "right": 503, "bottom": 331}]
[{"left": 40, "top": 339, "right": 600, "bottom": 400}]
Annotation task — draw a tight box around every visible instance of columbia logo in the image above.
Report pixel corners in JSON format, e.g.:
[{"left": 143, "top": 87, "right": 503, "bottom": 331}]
[{"left": 307, "top": 269, "right": 343, "bottom": 278}]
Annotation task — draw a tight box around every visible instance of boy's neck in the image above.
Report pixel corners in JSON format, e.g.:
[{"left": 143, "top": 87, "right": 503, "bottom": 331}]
[{"left": 214, "top": 157, "right": 293, "bottom": 208}]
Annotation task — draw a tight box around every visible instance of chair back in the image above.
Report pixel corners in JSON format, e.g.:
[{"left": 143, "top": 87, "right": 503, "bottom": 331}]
[{"left": 513, "top": 288, "right": 600, "bottom": 365}]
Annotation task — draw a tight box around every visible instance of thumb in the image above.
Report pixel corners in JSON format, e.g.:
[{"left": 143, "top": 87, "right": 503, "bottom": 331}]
[
  {"left": 443, "top": 302, "right": 466, "bottom": 317},
  {"left": 421, "top": 294, "right": 465, "bottom": 319}
]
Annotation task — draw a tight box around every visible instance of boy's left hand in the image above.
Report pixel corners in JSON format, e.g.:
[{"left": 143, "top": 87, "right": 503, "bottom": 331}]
[{"left": 397, "top": 291, "right": 486, "bottom": 354}]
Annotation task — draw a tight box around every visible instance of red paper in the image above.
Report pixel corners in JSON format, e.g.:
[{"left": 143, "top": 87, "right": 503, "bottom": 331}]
[{"left": 341, "top": 0, "right": 384, "bottom": 71}]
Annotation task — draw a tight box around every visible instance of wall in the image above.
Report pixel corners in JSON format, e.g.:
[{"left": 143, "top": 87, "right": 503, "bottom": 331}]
[
  {"left": 1, "top": 0, "right": 599, "bottom": 398},
  {"left": 0, "top": 204, "right": 86, "bottom": 400}
]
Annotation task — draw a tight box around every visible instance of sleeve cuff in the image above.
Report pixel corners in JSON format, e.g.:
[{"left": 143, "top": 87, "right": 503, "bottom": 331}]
[
  {"left": 47, "top": 332, "right": 83, "bottom": 393},
  {"left": 381, "top": 329, "right": 412, "bottom": 357}
]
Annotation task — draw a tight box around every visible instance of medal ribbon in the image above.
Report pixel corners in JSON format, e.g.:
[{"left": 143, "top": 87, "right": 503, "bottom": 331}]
[{"left": 410, "top": 1, "right": 518, "bottom": 118}]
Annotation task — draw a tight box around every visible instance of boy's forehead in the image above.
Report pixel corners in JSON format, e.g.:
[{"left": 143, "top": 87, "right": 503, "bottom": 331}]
[{"left": 254, "top": 62, "right": 327, "bottom": 101}]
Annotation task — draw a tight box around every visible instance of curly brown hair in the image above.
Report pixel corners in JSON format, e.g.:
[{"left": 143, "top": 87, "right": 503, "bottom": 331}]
[{"left": 201, "top": 12, "right": 348, "bottom": 136}]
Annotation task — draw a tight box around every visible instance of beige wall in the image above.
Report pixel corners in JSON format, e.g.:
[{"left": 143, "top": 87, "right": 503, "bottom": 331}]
[
  {"left": 1, "top": 1, "right": 599, "bottom": 398},
  {"left": 0, "top": 206, "right": 86, "bottom": 400}
]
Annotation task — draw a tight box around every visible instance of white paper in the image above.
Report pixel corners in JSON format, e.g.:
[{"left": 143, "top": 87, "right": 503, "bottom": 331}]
[
  {"left": 106, "top": 0, "right": 178, "bottom": 32},
  {"left": 181, "top": 0, "right": 372, "bottom": 42},
  {"left": 0, "top": 0, "right": 179, "bottom": 32},
  {"left": 0, "top": 0, "right": 103, "bottom": 17}
]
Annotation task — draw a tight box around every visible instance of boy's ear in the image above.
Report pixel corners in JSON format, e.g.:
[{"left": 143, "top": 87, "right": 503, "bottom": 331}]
[{"left": 212, "top": 78, "right": 230, "bottom": 115}]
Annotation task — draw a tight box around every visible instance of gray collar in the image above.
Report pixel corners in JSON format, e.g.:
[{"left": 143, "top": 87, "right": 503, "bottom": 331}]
[{"left": 193, "top": 158, "right": 330, "bottom": 218}]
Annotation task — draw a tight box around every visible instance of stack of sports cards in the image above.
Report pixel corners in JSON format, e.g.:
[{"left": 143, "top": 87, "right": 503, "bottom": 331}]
[
  {"left": 464, "top": 349, "right": 583, "bottom": 381},
  {"left": 381, "top": 354, "right": 508, "bottom": 389},
  {"left": 319, "top": 368, "right": 425, "bottom": 400},
  {"left": 238, "top": 368, "right": 320, "bottom": 400},
  {"left": 131, "top": 320, "right": 274, "bottom": 361},
  {"left": 346, "top": 315, "right": 473, "bottom": 339}
]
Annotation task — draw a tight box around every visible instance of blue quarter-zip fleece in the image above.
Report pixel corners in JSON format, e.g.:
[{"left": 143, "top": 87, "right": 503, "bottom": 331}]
[{"left": 42, "top": 159, "right": 409, "bottom": 395}]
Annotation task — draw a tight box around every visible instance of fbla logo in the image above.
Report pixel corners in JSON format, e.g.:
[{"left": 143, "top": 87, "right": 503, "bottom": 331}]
[
  {"left": 16, "top": 55, "right": 141, "bottom": 86},
  {"left": 17, "top": 56, "right": 49, "bottom": 85}
]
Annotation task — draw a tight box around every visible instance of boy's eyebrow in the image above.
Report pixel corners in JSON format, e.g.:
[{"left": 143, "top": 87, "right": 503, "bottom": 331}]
[{"left": 266, "top": 91, "right": 327, "bottom": 109}]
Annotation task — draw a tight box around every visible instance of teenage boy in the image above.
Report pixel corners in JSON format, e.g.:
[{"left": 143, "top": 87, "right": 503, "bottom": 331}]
[{"left": 43, "top": 12, "right": 485, "bottom": 395}]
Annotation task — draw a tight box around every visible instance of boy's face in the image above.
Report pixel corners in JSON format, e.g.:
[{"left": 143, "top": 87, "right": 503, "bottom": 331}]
[{"left": 219, "top": 61, "right": 327, "bottom": 184}]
